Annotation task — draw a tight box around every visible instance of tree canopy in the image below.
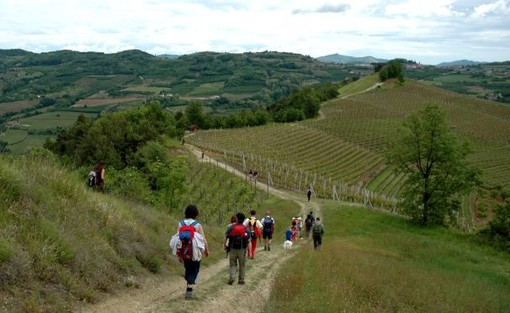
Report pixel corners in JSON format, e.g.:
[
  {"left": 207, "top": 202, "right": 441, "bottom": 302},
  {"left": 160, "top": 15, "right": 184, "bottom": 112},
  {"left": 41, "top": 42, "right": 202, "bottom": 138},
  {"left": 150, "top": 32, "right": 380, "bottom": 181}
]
[{"left": 386, "top": 103, "right": 481, "bottom": 225}]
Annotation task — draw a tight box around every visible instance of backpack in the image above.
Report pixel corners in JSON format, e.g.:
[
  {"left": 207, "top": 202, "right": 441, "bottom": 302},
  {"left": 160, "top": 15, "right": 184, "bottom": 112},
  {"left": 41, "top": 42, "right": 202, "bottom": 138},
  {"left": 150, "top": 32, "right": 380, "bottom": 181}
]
[
  {"left": 229, "top": 224, "right": 248, "bottom": 249},
  {"left": 87, "top": 171, "right": 97, "bottom": 187},
  {"left": 248, "top": 218, "right": 262, "bottom": 238},
  {"left": 313, "top": 223, "right": 323, "bottom": 236},
  {"left": 177, "top": 221, "right": 198, "bottom": 261},
  {"left": 262, "top": 216, "right": 274, "bottom": 233},
  {"left": 305, "top": 216, "right": 314, "bottom": 228}
]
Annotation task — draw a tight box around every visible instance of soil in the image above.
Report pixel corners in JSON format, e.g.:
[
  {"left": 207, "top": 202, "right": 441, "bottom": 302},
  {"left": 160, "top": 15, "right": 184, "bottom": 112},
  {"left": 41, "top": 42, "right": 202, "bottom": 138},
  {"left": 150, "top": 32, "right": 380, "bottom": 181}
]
[{"left": 78, "top": 145, "right": 321, "bottom": 313}]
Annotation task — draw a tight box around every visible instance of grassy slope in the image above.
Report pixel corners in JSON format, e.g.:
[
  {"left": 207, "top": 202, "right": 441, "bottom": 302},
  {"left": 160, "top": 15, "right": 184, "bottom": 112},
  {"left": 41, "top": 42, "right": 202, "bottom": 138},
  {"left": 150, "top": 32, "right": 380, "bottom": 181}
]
[
  {"left": 266, "top": 200, "right": 510, "bottom": 312},
  {"left": 0, "top": 152, "right": 297, "bottom": 312}
]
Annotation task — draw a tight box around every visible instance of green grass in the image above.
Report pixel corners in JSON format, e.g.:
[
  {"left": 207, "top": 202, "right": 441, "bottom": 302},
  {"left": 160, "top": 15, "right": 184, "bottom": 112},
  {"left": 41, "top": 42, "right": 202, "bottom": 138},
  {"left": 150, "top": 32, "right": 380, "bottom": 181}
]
[
  {"left": 16, "top": 111, "right": 96, "bottom": 130},
  {"left": 8, "top": 134, "right": 52, "bottom": 154},
  {"left": 339, "top": 74, "right": 380, "bottom": 96},
  {"left": 189, "top": 82, "right": 224, "bottom": 95},
  {"left": 1, "top": 129, "right": 27, "bottom": 144},
  {"left": 265, "top": 200, "right": 510, "bottom": 313}
]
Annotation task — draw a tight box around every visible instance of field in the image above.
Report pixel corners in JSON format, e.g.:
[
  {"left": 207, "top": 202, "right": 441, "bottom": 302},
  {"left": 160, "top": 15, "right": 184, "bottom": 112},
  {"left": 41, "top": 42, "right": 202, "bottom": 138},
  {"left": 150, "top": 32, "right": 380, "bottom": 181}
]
[
  {"left": 72, "top": 96, "right": 145, "bottom": 108},
  {"left": 187, "top": 76, "right": 510, "bottom": 225},
  {"left": 14, "top": 111, "right": 96, "bottom": 130},
  {"left": 0, "top": 100, "right": 39, "bottom": 114}
]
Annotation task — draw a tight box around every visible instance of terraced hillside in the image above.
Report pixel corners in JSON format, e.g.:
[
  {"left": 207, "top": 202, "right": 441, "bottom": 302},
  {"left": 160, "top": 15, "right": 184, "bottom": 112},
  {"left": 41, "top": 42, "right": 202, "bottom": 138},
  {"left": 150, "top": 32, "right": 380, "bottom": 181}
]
[{"left": 187, "top": 76, "right": 510, "bottom": 204}]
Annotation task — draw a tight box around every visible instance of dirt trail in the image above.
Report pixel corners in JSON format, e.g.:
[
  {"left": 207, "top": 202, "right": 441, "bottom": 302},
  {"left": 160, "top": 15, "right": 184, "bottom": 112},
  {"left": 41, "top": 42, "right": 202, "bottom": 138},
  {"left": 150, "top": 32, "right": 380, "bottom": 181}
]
[{"left": 79, "top": 145, "right": 321, "bottom": 313}]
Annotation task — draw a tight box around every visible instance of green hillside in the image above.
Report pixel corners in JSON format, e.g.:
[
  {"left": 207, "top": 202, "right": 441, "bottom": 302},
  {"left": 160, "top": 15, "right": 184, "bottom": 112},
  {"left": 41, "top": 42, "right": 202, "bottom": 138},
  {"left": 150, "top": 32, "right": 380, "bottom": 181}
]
[
  {"left": 0, "top": 49, "right": 369, "bottom": 152},
  {"left": 0, "top": 151, "right": 297, "bottom": 312},
  {"left": 187, "top": 76, "right": 510, "bottom": 223}
]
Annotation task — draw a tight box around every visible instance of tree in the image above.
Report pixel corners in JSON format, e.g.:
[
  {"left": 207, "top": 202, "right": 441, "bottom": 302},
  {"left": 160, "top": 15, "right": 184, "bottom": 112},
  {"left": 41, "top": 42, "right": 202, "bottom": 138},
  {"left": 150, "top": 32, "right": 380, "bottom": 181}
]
[
  {"left": 185, "top": 101, "right": 205, "bottom": 128},
  {"left": 379, "top": 59, "right": 404, "bottom": 83},
  {"left": 386, "top": 103, "right": 481, "bottom": 225}
]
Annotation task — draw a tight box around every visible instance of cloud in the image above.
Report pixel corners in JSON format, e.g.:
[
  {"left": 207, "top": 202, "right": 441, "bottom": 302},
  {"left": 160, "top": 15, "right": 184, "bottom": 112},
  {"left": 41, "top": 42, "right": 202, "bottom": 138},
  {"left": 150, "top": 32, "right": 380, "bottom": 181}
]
[
  {"left": 0, "top": 0, "right": 508, "bottom": 64},
  {"left": 472, "top": 0, "right": 509, "bottom": 17},
  {"left": 293, "top": 3, "right": 350, "bottom": 14}
]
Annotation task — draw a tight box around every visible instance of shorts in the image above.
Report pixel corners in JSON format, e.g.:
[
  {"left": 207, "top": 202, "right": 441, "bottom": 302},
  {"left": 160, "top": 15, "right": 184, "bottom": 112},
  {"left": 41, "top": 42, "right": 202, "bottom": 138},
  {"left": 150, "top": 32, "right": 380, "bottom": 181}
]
[{"left": 262, "top": 231, "right": 273, "bottom": 239}]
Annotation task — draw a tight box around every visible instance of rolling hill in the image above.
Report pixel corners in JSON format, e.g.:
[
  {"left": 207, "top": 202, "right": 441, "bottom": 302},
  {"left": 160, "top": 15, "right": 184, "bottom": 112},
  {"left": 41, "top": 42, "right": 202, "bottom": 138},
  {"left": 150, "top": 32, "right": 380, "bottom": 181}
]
[{"left": 187, "top": 75, "right": 510, "bottom": 226}]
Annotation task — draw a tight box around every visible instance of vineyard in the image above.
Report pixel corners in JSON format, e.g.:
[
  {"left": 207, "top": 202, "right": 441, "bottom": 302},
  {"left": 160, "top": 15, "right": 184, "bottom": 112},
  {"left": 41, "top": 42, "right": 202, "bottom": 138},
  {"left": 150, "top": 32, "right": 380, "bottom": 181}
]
[
  {"left": 187, "top": 77, "right": 510, "bottom": 222},
  {"left": 182, "top": 154, "right": 268, "bottom": 225}
]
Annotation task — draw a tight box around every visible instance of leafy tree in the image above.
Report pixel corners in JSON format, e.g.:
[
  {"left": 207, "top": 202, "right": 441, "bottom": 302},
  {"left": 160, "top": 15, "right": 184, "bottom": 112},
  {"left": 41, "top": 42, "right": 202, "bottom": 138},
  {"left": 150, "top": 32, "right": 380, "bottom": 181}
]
[
  {"left": 386, "top": 103, "right": 481, "bottom": 225},
  {"left": 185, "top": 101, "right": 205, "bottom": 128},
  {"left": 379, "top": 59, "right": 405, "bottom": 83}
]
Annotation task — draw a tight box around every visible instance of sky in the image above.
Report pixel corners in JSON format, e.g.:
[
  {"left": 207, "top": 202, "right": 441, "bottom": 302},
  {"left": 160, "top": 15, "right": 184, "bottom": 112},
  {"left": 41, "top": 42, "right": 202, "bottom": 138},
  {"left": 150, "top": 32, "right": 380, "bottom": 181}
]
[{"left": 0, "top": 0, "right": 509, "bottom": 65}]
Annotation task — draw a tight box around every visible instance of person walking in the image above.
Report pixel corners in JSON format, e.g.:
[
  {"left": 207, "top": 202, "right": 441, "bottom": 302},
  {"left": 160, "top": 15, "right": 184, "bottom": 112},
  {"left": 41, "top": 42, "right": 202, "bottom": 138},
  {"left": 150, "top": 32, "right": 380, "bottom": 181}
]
[
  {"left": 243, "top": 209, "right": 263, "bottom": 259},
  {"left": 260, "top": 212, "right": 275, "bottom": 251},
  {"left": 305, "top": 211, "right": 315, "bottom": 239},
  {"left": 93, "top": 161, "right": 105, "bottom": 192},
  {"left": 307, "top": 186, "right": 312, "bottom": 201},
  {"left": 171, "top": 204, "right": 209, "bottom": 300},
  {"left": 312, "top": 217, "right": 325, "bottom": 250},
  {"left": 226, "top": 212, "right": 251, "bottom": 285}
]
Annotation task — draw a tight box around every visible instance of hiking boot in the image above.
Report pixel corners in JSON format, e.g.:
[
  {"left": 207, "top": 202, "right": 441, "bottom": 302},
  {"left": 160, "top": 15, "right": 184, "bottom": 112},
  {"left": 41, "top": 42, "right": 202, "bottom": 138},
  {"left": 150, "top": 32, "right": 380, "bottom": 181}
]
[
  {"left": 228, "top": 279, "right": 234, "bottom": 285},
  {"left": 238, "top": 280, "right": 245, "bottom": 285},
  {"left": 185, "top": 290, "right": 193, "bottom": 300},
  {"left": 267, "top": 244, "right": 271, "bottom": 251},
  {"left": 264, "top": 245, "right": 267, "bottom": 250}
]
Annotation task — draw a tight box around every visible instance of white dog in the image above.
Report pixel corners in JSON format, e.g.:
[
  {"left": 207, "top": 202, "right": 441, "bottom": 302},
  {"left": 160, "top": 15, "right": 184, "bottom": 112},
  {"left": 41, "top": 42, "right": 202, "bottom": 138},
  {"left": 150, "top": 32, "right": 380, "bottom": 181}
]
[{"left": 283, "top": 240, "right": 293, "bottom": 250}]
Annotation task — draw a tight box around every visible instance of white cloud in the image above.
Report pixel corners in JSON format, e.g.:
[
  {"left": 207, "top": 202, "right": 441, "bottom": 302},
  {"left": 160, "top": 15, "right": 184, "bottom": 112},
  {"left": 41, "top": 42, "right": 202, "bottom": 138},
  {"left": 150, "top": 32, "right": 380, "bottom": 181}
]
[{"left": 0, "top": 0, "right": 508, "bottom": 64}]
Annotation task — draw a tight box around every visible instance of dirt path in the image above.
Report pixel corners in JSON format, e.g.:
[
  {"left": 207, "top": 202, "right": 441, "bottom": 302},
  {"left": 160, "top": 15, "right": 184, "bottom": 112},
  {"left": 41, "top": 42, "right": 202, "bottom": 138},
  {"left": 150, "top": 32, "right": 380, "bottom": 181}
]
[{"left": 79, "top": 145, "right": 321, "bottom": 313}]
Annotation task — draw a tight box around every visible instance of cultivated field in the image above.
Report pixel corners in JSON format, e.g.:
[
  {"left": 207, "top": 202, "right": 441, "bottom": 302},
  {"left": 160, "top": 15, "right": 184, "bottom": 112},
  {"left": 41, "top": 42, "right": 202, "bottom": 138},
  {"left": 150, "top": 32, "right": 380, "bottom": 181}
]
[
  {"left": 0, "top": 100, "right": 39, "bottom": 114},
  {"left": 187, "top": 77, "right": 510, "bottom": 219}
]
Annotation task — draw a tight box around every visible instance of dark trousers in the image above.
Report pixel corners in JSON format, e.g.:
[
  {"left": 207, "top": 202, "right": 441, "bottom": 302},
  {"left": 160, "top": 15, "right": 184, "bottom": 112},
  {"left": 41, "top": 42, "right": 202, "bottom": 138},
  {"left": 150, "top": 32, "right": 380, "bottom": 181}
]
[
  {"left": 313, "top": 235, "right": 322, "bottom": 249},
  {"left": 184, "top": 259, "right": 201, "bottom": 285}
]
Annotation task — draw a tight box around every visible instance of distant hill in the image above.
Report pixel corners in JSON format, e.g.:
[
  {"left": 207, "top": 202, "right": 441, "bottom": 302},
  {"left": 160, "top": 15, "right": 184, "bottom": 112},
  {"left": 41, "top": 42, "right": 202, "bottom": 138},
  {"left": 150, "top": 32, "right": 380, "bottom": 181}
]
[
  {"left": 158, "top": 54, "right": 180, "bottom": 59},
  {"left": 435, "top": 59, "right": 485, "bottom": 67},
  {"left": 317, "top": 53, "right": 388, "bottom": 64}
]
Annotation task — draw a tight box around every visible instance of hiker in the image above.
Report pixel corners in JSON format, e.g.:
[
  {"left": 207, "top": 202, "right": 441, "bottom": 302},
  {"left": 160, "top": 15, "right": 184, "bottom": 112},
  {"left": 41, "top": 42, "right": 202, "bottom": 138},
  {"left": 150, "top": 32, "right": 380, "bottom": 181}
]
[
  {"left": 171, "top": 204, "right": 210, "bottom": 300},
  {"left": 312, "top": 217, "right": 325, "bottom": 250},
  {"left": 260, "top": 211, "right": 275, "bottom": 251},
  {"left": 223, "top": 214, "right": 238, "bottom": 256},
  {"left": 92, "top": 161, "right": 105, "bottom": 192},
  {"left": 290, "top": 220, "right": 298, "bottom": 241},
  {"left": 305, "top": 211, "right": 315, "bottom": 239},
  {"left": 307, "top": 186, "right": 312, "bottom": 201},
  {"left": 243, "top": 209, "right": 263, "bottom": 259},
  {"left": 285, "top": 226, "right": 293, "bottom": 241},
  {"left": 226, "top": 212, "right": 251, "bottom": 285},
  {"left": 292, "top": 216, "right": 302, "bottom": 239}
]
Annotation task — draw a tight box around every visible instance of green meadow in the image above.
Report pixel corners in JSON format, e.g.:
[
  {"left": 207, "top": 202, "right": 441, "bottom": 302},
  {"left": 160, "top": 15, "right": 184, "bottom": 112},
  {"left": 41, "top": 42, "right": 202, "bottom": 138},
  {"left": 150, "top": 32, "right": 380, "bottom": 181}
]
[{"left": 266, "top": 200, "right": 510, "bottom": 313}]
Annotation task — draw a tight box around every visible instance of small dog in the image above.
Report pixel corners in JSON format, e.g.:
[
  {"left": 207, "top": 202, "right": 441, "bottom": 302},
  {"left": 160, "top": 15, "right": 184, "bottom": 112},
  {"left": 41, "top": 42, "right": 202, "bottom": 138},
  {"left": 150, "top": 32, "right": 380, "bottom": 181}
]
[{"left": 283, "top": 240, "right": 293, "bottom": 250}]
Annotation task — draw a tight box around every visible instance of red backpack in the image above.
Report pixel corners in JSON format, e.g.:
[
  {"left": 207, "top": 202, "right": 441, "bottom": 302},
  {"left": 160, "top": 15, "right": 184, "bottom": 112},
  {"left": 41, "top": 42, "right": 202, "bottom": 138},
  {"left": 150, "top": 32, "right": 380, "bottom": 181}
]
[
  {"left": 229, "top": 224, "right": 248, "bottom": 249},
  {"left": 177, "top": 221, "right": 198, "bottom": 261}
]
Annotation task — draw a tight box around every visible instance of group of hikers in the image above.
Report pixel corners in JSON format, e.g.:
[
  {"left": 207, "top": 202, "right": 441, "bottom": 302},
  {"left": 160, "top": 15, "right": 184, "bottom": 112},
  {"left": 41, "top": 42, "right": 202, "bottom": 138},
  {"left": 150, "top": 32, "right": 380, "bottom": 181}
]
[
  {"left": 286, "top": 211, "right": 324, "bottom": 249},
  {"left": 170, "top": 204, "right": 324, "bottom": 300}
]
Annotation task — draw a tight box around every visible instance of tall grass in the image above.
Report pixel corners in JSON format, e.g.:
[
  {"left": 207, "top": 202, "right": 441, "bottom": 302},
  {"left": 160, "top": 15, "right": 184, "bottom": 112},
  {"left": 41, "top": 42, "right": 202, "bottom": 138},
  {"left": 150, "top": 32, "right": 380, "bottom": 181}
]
[
  {"left": 0, "top": 151, "right": 297, "bottom": 312},
  {"left": 266, "top": 200, "right": 510, "bottom": 312}
]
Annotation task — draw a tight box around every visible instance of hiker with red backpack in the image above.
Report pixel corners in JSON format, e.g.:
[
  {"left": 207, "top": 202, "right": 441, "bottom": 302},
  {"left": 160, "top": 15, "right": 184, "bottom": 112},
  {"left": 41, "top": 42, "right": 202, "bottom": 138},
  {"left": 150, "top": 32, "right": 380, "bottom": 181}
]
[
  {"left": 169, "top": 204, "right": 209, "bottom": 300},
  {"left": 225, "top": 212, "right": 251, "bottom": 285},
  {"left": 243, "top": 209, "right": 263, "bottom": 259}
]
